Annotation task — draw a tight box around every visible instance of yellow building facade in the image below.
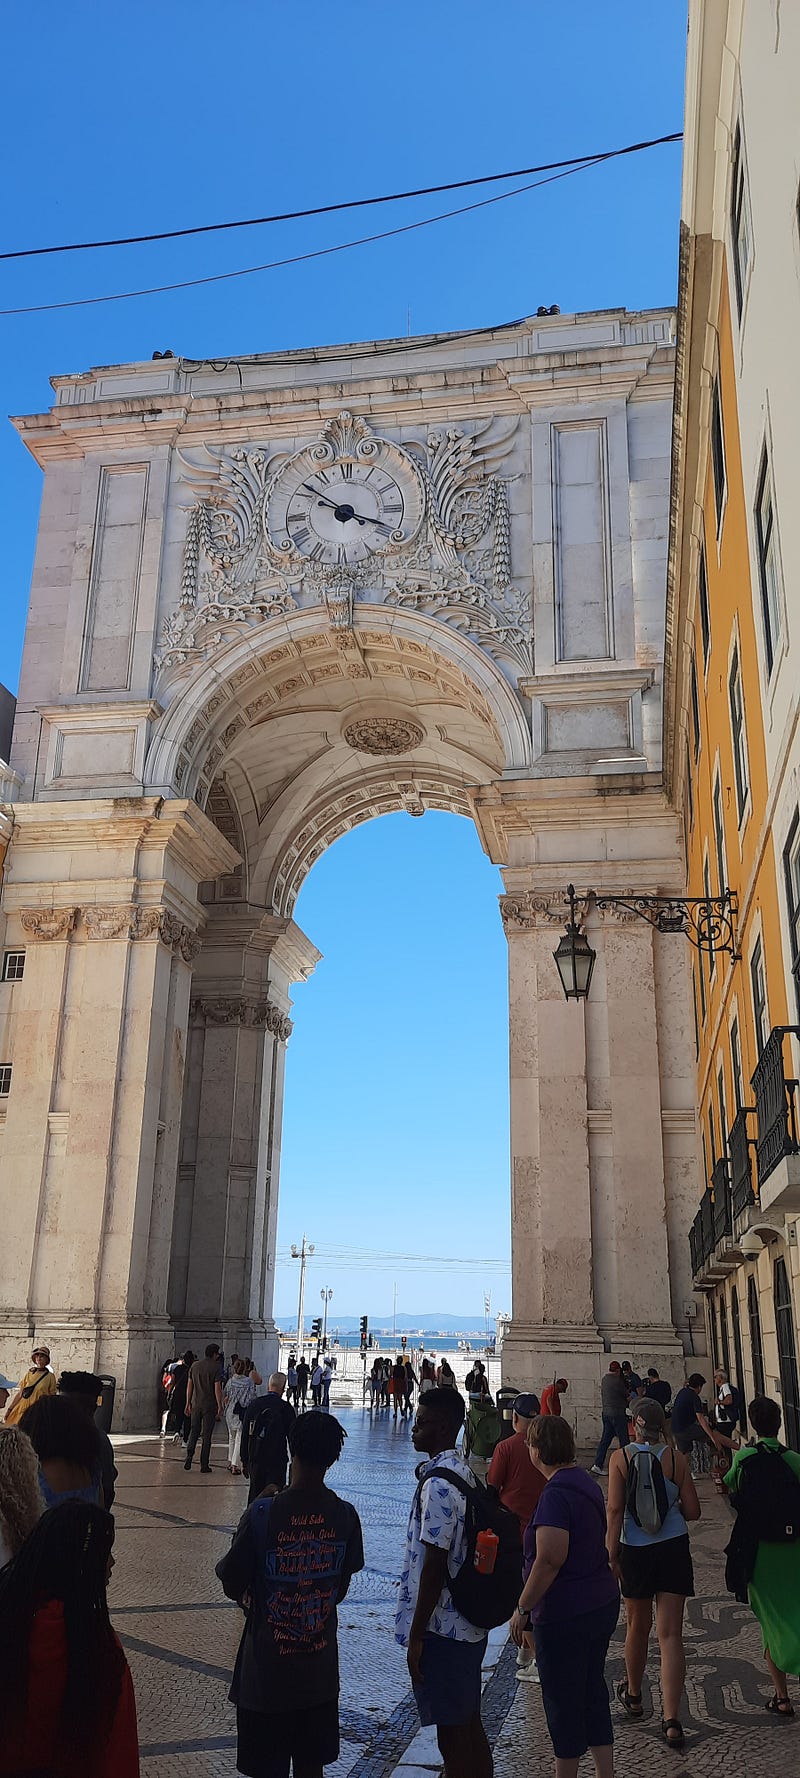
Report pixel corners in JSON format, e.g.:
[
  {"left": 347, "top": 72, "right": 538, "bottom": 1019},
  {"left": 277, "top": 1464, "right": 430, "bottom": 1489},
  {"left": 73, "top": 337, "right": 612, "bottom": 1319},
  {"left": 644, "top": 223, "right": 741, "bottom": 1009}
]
[{"left": 669, "top": 1, "right": 800, "bottom": 1447}]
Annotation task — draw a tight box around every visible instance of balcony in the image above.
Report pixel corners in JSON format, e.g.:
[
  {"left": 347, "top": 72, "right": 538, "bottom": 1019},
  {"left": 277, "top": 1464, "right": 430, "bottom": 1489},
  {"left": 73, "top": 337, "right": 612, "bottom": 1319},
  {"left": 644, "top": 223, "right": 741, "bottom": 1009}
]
[
  {"left": 689, "top": 1186, "right": 718, "bottom": 1284},
  {"left": 729, "top": 1108, "right": 756, "bottom": 1220},
  {"left": 752, "top": 1027, "right": 800, "bottom": 1216}
]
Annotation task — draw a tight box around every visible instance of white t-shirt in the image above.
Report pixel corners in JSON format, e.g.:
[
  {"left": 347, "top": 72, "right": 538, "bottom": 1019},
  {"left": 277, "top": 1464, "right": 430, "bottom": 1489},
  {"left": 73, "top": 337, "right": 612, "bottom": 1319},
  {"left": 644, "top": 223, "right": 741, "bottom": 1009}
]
[{"left": 395, "top": 1448, "right": 484, "bottom": 1646}]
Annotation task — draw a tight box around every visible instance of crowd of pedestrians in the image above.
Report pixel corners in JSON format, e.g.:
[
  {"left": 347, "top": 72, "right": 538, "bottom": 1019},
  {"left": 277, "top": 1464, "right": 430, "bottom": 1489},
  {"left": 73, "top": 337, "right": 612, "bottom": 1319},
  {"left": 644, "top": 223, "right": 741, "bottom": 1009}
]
[{"left": 3, "top": 1337, "right": 800, "bottom": 1778}]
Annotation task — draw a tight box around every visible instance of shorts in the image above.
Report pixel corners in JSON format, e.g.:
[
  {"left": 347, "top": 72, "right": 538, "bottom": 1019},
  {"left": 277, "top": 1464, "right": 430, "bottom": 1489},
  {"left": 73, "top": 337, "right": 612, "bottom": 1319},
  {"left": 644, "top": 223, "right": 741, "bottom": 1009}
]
[
  {"left": 619, "top": 1533, "right": 694, "bottom": 1600},
  {"left": 411, "top": 1630, "right": 487, "bottom": 1727},
  {"left": 534, "top": 1596, "right": 619, "bottom": 1759},
  {"left": 236, "top": 1699, "right": 339, "bottom": 1776}
]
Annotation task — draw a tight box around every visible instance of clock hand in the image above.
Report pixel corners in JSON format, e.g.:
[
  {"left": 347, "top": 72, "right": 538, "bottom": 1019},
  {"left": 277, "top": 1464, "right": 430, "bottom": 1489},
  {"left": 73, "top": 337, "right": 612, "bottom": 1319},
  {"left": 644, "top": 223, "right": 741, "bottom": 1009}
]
[{"left": 300, "top": 482, "right": 399, "bottom": 534}]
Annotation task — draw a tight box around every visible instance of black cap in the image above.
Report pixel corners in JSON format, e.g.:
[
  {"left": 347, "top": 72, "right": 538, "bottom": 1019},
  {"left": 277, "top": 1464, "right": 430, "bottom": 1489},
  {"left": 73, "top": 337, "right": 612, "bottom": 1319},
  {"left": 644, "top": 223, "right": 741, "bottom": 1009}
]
[{"left": 513, "top": 1392, "right": 541, "bottom": 1419}]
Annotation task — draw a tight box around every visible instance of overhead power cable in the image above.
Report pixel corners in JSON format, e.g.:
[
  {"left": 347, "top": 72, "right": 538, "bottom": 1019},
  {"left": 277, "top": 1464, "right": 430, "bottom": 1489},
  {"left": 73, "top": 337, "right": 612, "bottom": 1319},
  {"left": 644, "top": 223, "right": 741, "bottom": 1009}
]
[
  {"left": 0, "top": 131, "right": 682, "bottom": 321},
  {"left": 0, "top": 132, "right": 681, "bottom": 263}
]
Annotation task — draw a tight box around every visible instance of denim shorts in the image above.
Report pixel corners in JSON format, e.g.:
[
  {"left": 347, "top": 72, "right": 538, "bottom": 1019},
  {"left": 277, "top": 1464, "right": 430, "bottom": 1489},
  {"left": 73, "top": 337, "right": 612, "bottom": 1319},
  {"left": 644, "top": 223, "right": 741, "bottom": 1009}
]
[{"left": 412, "top": 1630, "right": 487, "bottom": 1727}]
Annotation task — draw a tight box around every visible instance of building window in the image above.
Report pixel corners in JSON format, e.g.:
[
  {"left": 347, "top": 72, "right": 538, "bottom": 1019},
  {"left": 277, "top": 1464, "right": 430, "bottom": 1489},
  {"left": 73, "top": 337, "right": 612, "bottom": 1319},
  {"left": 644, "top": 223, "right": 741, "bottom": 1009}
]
[
  {"left": 692, "top": 973, "right": 700, "bottom": 1059},
  {"left": 697, "top": 537, "right": 711, "bottom": 667},
  {"left": 730, "top": 119, "right": 751, "bottom": 319},
  {"left": 730, "top": 1015, "right": 744, "bottom": 1112},
  {"left": 685, "top": 742, "right": 694, "bottom": 831},
  {"left": 775, "top": 1257, "right": 800, "bottom": 1452},
  {"left": 750, "top": 936, "right": 769, "bottom": 1055},
  {"left": 747, "top": 1273, "right": 766, "bottom": 1398},
  {"left": 711, "top": 375, "right": 727, "bottom": 535},
  {"left": 730, "top": 1288, "right": 747, "bottom": 1431},
  {"left": 708, "top": 1101, "right": 717, "bottom": 1169},
  {"left": 719, "top": 1294, "right": 731, "bottom": 1379},
  {"left": 697, "top": 951, "right": 706, "bottom": 1024},
  {"left": 0, "top": 1065, "right": 11, "bottom": 1097},
  {"left": 713, "top": 772, "right": 728, "bottom": 895},
  {"left": 1, "top": 951, "right": 25, "bottom": 983},
  {"left": 728, "top": 642, "right": 750, "bottom": 822},
  {"left": 701, "top": 1129, "right": 710, "bottom": 1189},
  {"left": 755, "top": 448, "right": 782, "bottom": 676},
  {"left": 717, "top": 1063, "right": 728, "bottom": 1150},
  {"left": 690, "top": 652, "right": 702, "bottom": 762},
  {"left": 784, "top": 813, "right": 800, "bottom": 1020}
]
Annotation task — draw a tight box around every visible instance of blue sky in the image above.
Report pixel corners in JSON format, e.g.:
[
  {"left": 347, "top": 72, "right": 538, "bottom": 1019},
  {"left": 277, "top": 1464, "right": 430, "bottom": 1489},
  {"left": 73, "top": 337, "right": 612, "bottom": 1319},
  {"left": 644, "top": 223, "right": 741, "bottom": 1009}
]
[{"left": 0, "top": 2, "right": 687, "bottom": 1317}]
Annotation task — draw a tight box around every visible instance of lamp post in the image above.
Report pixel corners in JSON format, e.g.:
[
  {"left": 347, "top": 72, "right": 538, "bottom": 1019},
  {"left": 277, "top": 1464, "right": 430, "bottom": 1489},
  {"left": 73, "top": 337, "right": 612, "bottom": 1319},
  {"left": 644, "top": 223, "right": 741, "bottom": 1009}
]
[
  {"left": 320, "top": 1287, "right": 333, "bottom": 1350},
  {"left": 553, "top": 885, "right": 596, "bottom": 1001},
  {"left": 290, "top": 1234, "right": 315, "bottom": 1356}
]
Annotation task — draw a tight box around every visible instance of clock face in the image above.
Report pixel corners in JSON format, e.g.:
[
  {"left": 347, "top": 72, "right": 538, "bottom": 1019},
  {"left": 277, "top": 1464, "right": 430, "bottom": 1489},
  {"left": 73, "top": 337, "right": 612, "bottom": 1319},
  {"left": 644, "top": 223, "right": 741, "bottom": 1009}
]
[{"left": 267, "top": 445, "right": 423, "bottom": 566}]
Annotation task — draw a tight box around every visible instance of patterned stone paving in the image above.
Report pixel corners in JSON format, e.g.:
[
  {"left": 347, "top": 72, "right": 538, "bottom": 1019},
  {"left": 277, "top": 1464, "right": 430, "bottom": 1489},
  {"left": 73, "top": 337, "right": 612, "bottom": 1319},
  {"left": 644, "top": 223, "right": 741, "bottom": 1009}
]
[{"left": 108, "top": 1408, "right": 799, "bottom": 1776}]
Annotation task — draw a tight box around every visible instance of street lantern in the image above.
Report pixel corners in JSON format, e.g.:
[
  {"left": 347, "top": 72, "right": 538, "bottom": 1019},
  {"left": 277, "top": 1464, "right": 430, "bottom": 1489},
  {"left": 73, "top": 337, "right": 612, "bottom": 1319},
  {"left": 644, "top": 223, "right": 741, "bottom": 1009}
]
[{"left": 553, "top": 885, "right": 596, "bottom": 1001}]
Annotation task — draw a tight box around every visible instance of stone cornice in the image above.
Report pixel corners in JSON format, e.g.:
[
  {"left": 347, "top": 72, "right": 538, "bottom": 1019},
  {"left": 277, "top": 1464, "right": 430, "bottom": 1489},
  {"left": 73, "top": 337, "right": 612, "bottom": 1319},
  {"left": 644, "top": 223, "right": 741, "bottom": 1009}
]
[
  {"left": 7, "top": 796, "right": 239, "bottom": 881},
  {"left": 197, "top": 906, "right": 321, "bottom": 983}
]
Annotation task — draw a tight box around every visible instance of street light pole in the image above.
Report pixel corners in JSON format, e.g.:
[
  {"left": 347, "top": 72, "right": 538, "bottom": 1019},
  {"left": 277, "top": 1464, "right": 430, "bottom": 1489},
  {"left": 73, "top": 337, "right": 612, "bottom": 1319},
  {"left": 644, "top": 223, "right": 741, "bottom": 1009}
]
[
  {"left": 290, "top": 1234, "right": 315, "bottom": 1356},
  {"left": 320, "top": 1287, "right": 333, "bottom": 1349}
]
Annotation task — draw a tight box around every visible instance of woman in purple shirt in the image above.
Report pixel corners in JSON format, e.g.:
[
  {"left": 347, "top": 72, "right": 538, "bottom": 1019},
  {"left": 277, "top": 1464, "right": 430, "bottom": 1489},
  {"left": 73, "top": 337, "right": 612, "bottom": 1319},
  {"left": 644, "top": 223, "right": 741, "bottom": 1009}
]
[{"left": 511, "top": 1415, "right": 619, "bottom": 1778}]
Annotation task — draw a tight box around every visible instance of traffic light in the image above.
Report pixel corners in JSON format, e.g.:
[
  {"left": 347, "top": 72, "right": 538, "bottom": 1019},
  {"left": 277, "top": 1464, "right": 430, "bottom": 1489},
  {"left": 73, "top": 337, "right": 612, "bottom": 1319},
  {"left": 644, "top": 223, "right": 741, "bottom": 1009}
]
[
  {"left": 359, "top": 1315, "right": 368, "bottom": 1348},
  {"left": 311, "top": 1317, "right": 323, "bottom": 1343}
]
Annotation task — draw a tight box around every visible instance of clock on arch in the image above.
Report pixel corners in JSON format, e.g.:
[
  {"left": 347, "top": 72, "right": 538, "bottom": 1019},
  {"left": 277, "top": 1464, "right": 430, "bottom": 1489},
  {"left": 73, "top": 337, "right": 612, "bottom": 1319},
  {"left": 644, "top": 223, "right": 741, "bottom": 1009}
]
[{"left": 265, "top": 410, "right": 425, "bottom": 568}]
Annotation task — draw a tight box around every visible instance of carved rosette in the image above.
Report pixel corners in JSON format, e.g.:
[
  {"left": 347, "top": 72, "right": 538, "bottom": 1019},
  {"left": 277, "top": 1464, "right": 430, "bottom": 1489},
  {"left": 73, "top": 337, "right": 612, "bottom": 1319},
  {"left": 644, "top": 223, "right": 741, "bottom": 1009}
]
[
  {"left": 190, "top": 996, "right": 293, "bottom": 1041},
  {"left": 343, "top": 717, "right": 424, "bottom": 757},
  {"left": 19, "top": 908, "right": 79, "bottom": 941}
]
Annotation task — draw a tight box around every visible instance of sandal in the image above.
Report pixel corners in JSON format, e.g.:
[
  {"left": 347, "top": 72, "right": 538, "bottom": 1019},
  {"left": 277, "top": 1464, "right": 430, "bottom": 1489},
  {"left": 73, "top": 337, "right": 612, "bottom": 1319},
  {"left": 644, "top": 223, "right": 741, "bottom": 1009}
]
[
  {"left": 616, "top": 1681, "right": 643, "bottom": 1718},
  {"left": 766, "top": 1694, "right": 795, "bottom": 1718},
  {"left": 661, "top": 1718, "right": 685, "bottom": 1749}
]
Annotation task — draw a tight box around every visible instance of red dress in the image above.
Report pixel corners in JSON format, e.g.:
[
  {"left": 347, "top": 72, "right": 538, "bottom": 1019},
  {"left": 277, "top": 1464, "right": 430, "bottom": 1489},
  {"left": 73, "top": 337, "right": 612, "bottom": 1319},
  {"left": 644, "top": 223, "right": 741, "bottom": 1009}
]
[{"left": 0, "top": 1599, "right": 140, "bottom": 1776}]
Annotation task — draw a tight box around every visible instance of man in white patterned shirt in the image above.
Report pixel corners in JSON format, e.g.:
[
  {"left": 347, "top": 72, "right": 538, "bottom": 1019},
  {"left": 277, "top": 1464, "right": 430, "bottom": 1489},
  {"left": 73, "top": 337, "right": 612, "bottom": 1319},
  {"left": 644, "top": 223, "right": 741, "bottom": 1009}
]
[{"left": 396, "top": 1388, "right": 492, "bottom": 1778}]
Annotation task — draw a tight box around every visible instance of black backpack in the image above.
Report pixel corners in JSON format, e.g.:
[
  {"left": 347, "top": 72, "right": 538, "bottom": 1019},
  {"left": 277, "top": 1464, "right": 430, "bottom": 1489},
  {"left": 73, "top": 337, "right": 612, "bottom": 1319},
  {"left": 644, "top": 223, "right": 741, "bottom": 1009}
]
[
  {"left": 732, "top": 1444, "right": 800, "bottom": 1542},
  {"left": 417, "top": 1466, "right": 522, "bottom": 1630}
]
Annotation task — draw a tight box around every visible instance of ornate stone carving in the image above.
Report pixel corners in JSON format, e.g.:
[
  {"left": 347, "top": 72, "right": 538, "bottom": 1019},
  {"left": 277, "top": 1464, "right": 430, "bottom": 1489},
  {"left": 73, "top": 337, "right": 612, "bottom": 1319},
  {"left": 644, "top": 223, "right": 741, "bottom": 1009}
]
[
  {"left": 133, "top": 908, "right": 201, "bottom": 957},
  {"left": 343, "top": 717, "right": 424, "bottom": 757},
  {"left": 155, "top": 414, "right": 529, "bottom": 678},
  {"left": 190, "top": 995, "right": 293, "bottom": 1041},
  {"left": 83, "top": 905, "right": 137, "bottom": 941},
  {"left": 499, "top": 893, "right": 572, "bottom": 933},
  {"left": 20, "top": 908, "right": 78, "bottom": 941}
]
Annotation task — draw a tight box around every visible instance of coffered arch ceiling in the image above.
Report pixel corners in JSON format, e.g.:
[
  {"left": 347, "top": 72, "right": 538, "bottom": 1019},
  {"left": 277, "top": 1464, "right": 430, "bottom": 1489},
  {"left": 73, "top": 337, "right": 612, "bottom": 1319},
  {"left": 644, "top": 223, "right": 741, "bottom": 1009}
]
[{"left": 147, "top": 606, "right": 527, "bottom": 917}]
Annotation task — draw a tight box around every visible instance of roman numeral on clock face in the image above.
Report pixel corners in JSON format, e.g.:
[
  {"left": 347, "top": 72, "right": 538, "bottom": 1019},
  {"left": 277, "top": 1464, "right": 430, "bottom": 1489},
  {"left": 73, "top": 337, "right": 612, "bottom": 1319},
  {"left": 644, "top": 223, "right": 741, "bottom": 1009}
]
[
  {"left": 382, "top": 501, "right": 402, "bottom": 517},
  {"left": 290, "top": 523, "right": 310, "bottom": 547}
]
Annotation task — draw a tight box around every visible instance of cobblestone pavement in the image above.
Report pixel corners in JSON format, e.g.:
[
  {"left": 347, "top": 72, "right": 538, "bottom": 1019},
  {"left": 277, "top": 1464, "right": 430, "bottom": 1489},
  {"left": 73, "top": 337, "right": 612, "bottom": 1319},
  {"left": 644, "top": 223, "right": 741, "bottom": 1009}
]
[{"left": 109, "top": 1408, "right": 799, "bottom": 1776}]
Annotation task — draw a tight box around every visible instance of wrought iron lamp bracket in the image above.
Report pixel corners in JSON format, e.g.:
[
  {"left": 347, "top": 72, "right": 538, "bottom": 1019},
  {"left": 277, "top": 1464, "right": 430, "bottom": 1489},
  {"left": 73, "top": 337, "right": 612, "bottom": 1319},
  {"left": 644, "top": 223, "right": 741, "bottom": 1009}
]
[{"left": 592, "top": 888, "right": 740, "bottom": 959}]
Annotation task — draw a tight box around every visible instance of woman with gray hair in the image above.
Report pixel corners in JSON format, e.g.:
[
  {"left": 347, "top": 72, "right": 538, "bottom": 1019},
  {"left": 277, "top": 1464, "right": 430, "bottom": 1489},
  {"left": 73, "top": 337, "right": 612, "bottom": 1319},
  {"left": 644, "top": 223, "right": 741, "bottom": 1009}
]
[{"left": 606, "top": 1396, "right": 700, "bottom": 1749}]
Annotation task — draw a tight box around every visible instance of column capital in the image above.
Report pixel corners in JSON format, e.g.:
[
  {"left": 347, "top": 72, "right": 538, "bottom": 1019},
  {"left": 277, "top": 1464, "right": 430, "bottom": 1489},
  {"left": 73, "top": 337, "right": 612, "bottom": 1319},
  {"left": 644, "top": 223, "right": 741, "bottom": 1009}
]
[
  {"left": 499, "top": 891, "right": 570, "bottom": 933},
  {"left": 190, "top": 994, "right": 293, "bottom": 1041}
]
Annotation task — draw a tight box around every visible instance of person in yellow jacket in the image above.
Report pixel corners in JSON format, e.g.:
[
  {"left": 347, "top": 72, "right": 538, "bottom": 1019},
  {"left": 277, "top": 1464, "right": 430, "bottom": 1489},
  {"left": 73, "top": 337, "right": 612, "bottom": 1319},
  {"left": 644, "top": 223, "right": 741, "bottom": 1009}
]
[{"left": 4, "top": 1345, "right": 57, "bottom": 1425}]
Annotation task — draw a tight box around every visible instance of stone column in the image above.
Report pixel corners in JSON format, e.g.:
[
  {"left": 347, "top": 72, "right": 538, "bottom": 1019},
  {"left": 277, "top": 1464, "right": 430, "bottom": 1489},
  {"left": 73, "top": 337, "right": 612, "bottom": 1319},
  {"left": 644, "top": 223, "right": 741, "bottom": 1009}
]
[
  {"left": 168, "top": 907, "right": 319, "bottom": 1378},
  {"left": 0, "top": 799, "right": 238, "bottom": 1427},
  {"left": 500, "top": 892, "right": 604, "bottom": 1423}
]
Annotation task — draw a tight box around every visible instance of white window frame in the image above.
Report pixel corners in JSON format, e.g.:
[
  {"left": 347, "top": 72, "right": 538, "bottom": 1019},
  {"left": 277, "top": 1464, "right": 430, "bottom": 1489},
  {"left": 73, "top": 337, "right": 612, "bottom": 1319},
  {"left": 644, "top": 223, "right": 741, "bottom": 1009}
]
[
  {"left": 712, "top": 761, "right": 728, "bottom": 896},
  {"left": 729, "top": 1004, "right": 744, "bottom": 1113},
  {"left": 749, "top": 928, "right": 770, "bottom": 1058},
  {"left": 704, "top": 848, "right": 717, "bottom": 984},
  {"left": 0, "top": 1064, "right": 11, "bottom": 1097},
  {"left": 716, "top": 1058, "right": 728, "bottom": 1152},
  {"left": 697, "top": 533, "right": 711, "bottom": 673},
  {"left": 754, "top": 442, "right": 784, "bottom": 683},
  {"left": 727, "top": 630, "right": 751, "bottom": 830},
  {"left": 729, "top": 114, "right": 754, "bottom": 328},
  {"left": 711, "top": 372, "right": 728, "bottom": 543},
  {"left": 1, "top": 951, "right": 25, "bottom": 983}
]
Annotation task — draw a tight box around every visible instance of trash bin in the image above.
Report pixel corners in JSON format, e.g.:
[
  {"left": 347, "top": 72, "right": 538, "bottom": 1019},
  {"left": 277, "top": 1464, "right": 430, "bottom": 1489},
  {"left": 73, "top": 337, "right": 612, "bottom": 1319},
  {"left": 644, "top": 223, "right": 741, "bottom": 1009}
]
[
  {"left": 95, "top": 1375, "right": 116, "bottom": 1435},
  {"left": 495, "top": 1386, "right": 519, "bottom": 1441}
]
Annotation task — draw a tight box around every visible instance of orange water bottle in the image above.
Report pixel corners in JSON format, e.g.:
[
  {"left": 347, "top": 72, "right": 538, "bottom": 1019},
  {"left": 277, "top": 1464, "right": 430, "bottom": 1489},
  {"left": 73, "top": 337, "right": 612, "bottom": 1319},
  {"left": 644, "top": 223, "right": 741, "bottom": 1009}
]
[{"left": 474, "top": 1528, "right": 499, "bottom": 1574}]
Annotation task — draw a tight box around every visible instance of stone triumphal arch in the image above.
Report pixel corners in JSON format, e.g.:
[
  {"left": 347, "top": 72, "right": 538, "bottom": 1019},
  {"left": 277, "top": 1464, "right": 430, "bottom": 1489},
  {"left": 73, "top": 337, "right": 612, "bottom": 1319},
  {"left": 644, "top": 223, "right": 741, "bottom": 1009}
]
[{"left": 0, "top": 310, "right": 700, "bottom": 1428}]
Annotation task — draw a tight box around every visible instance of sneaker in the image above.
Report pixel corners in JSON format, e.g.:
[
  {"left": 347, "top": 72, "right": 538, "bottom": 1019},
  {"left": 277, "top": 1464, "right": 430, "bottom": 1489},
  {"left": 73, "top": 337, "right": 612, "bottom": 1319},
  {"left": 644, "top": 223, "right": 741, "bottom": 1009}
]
[
  {"left": 200, "top": 1466, "right": 212, "bottom": 1474},
  {"left": 183, "top": 1458, "right": 192, "bottom": 1470},
  {"left": 517, "top": 1662, "right": 540, "bottom": 1683},
  {"left": 590, "top": 1464, "right": 604, "bottom": 1475}
]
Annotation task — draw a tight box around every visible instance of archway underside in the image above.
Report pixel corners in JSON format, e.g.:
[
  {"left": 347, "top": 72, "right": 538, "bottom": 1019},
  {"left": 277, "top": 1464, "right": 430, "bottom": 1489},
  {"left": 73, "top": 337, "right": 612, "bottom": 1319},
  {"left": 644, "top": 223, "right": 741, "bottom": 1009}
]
[{"left": 160, "top": 615, "right": 512, "bottom": 913}]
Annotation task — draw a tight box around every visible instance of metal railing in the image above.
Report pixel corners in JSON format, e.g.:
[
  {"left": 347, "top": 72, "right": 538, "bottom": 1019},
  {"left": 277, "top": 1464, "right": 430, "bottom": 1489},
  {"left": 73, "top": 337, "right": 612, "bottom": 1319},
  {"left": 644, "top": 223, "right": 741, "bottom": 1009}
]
[
  {"left": 712, "top": 1156, "right": 732, "bottom": 1243},
  {"left": 690, "top": 1186, "right": 717, "bottom": 1278},
  {"left": 729, "top": 1107, "right": 755, "bottom": 1217},
  {"left": 752, "top": 1026, "right": 800, "bottom": 1189}
]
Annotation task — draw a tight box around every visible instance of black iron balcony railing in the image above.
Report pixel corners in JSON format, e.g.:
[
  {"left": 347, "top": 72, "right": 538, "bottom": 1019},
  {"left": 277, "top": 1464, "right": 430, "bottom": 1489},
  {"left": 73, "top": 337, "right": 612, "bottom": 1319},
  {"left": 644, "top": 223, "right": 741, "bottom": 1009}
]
[
  {"left": 752, "top": 1026, "right": 800, "bottom": 1189},
  {"left": 729, "top": 1107, "right": 756, "bottom": 1217},
  {"left": 689, "top": 1185, "right": 717, "bottom": 1279},
  {"left": 689, "top": 1208, "right": 703, "bottom": 1279},
  {"left": 712, "top": 1156, "right": 732, "bottom": 1243}
]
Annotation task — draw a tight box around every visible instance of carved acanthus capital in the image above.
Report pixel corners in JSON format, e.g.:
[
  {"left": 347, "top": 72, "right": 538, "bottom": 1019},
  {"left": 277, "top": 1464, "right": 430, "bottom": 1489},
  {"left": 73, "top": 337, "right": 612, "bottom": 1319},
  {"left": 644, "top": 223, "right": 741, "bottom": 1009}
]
[
  {"left": 20, "top": 907, "right": 79, "bottom": 941},
  {"left": 133, "top": 908, "right": 201, "bottom": 958},
  {"left": 83, "top": 905, "right": 137, "bottom": 941},
  {"left": 499, "top": 893, "right": 569, "bottom": 933},
  {"left": 190, "top": 995, "right": 293, "bottom": 1040}
]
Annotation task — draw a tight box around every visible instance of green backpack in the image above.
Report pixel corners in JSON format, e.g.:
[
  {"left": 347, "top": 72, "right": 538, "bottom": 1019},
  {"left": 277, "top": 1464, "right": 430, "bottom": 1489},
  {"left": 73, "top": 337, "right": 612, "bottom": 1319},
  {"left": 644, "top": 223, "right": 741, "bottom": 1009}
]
[{"left": 467, "top": 1400, "right": 502, "bottom": 1459}]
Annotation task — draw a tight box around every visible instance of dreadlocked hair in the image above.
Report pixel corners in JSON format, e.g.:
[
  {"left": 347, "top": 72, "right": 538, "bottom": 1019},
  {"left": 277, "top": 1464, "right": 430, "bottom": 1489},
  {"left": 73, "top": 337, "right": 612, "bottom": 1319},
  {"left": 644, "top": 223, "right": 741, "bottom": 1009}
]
[
  {"left": 289, "top": 1410, "right": 347, "bottom": 1470},
  {"left": 0, "top": 1426, "right": 43, "bottom": 1558},
  {"left": 0, "top": 1501, "right": 126, "bottom": 1760}
]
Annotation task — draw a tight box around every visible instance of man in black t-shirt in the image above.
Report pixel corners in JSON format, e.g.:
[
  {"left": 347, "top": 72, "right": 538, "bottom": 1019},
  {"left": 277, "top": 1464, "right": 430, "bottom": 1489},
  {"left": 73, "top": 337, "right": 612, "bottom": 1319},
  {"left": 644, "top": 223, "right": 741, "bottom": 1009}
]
[
  {"left": 240, "top": 1372, "right": 296, "bottom": 1504},
  {"left": 644, "top": 1367, "right": 673, "bottom": 1413},
  {"left": 217, "top": 1410, "right": 364, "bottom": 1777}
]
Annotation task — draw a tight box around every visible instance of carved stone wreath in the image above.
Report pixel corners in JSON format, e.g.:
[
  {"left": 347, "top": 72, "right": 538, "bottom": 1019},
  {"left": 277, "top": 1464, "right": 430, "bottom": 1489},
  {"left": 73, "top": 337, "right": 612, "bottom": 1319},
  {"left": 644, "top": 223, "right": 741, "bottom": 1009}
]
[{"left": 342, "top": 717, "right": 424, "bottom": 757}]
